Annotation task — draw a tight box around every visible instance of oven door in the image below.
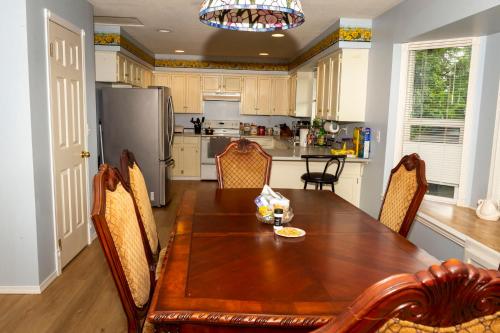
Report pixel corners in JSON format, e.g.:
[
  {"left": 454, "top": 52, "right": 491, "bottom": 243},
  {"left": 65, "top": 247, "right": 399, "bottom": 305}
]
[{"left": 201, "top": 136, "right": 237, "bottom": 165}]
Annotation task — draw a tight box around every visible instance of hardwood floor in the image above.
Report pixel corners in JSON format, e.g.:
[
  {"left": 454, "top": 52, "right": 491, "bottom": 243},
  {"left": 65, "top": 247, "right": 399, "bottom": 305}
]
[{"left": 0, "top": 180, "right": 217, "bottom": 333}]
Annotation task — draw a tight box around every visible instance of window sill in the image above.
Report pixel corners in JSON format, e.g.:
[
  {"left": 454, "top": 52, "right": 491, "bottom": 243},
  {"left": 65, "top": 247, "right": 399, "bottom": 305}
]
[{"left": 416, "top": 200, "right": 500, "bottom": 268}]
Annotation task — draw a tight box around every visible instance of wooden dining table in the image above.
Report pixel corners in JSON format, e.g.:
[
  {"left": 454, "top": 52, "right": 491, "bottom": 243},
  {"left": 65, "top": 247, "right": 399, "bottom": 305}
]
[{"left": 148, "top": 188, "right": 438, "bottom": 333}]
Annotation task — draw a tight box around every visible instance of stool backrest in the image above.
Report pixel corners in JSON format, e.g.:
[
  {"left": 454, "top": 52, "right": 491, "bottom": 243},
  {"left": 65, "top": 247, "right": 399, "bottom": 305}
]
[{"left": 301, "top": 154, "right": 347, "bottom": 180}]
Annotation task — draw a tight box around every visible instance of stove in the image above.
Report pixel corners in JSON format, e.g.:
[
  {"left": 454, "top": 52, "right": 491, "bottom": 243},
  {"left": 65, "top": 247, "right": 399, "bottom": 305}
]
[
  {"left": 201, "top": 120, "right": 241, "bottom": 180},
  {"left": 202, "top": 120, "right": 241, "bottom": 136}
]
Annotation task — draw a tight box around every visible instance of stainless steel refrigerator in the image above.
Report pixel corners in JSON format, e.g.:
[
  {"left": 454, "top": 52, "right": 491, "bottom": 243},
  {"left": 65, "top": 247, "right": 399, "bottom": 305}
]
[{"left": 100, "top": 87, "right": 174, "bottom": 207}]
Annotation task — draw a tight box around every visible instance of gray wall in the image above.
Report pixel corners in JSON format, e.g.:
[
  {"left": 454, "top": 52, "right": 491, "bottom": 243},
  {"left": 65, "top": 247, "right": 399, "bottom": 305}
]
[
  {"left": 360, "top": 0, "right": 500, "bottom": 217},
  {"left": 25, "top": 0, "right": 97, "bottom": 284},
  {"left": 0, "top": 1, "right": 40, "bottom": 286},
  {"left": 0, "top": 0, "right": 96, "bottom": 287},
  {"left": 470, "top": 32, "right": 500, "bottom": 203}
]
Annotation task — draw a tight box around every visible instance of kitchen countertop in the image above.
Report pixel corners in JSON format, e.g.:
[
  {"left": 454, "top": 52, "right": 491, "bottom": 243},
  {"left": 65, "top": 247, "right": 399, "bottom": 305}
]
[
  {"left": 267, "top": 146, "right": 371, "bottom": 163},
  {"left": 175, "top": 132, "right": 371, "bottom": 163}
]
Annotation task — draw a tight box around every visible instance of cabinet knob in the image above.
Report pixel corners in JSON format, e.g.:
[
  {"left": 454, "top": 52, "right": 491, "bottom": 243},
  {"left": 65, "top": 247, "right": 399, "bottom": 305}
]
[{"left": 80, "top": 151, "right": 91, "bottom": 158}]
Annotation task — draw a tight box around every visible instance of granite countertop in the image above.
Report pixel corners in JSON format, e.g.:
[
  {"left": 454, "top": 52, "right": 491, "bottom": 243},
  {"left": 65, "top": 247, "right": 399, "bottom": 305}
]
[
  {"left": 175, "top": 132, "right": 201, "bottom": 137},
  {"left": 175, "top": 132, "right": 371, "bottom": 163}
]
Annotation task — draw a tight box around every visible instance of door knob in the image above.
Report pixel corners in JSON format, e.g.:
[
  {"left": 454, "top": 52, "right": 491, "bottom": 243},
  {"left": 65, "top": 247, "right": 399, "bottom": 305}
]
[{"left": 81, "top": 151, "right": 91, "bottom": 158}]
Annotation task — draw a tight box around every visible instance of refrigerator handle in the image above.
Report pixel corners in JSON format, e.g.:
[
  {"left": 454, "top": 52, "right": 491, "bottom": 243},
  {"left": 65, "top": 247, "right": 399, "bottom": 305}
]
[{"left": 169, "top": 96, "right": 174, "bottom": 146}]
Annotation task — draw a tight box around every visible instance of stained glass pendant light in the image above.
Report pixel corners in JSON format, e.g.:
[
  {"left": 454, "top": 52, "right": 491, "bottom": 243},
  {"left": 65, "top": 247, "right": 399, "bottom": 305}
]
[{"left": 199, "top": 0, "right": 305, "bottom": 32}]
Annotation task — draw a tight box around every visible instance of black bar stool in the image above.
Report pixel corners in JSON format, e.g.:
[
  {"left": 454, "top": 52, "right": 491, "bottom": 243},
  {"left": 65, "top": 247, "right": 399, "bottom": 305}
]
[{"left": 300, "top": 155, "right": 347, "bottom": 192}]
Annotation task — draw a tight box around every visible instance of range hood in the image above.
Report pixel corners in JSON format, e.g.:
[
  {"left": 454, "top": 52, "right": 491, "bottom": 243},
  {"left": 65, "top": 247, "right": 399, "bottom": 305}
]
[{"left": 203, "top": 92, "right": 241, "bottom": 102}]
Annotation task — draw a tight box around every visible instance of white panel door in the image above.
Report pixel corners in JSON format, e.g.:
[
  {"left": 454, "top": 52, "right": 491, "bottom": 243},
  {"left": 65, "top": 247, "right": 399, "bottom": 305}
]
[{"left": 49, "top": 20, "right": 89, "bottom": 267}]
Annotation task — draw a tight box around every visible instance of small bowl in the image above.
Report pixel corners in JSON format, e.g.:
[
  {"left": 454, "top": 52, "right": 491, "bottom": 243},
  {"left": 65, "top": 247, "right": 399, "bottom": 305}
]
[{"left": 256, "top": 208, "right": 294, "bottom": 224}]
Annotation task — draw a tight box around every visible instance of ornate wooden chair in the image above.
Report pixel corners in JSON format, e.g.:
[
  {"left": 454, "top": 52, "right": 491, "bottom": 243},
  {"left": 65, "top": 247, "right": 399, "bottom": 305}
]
[
  {"left": 379, "top": 153, "right": 427, "bottom": 237},
  {"left": 300, "top": 154, "right": 346, "bottom": 192},
  {"left": 313, "top": 259, "right": 500, "bottom": 333},
  {"left": 91, "top": 164, "right": 156, "bottom": 333},
  {"left": 215, "top": 139, "right": 272, "bottom": 189},
  {"left": 120, "top": 150, "right": 167, "bottom": 279}
]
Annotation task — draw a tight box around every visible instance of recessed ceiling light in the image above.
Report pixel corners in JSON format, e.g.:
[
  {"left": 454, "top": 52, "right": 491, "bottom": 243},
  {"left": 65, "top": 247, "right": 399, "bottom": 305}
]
[
  {"left": 174, "top": 50, "right": 185, "bottom": 53},
  {"left": 259, "top": 52, "right": 270, "bottom": 56},
  {"left": 158, "top": 28, "right": 172, "bottom": 33},
  {"left": 272, "top": 33, "right": 285, "bottom": 38}
]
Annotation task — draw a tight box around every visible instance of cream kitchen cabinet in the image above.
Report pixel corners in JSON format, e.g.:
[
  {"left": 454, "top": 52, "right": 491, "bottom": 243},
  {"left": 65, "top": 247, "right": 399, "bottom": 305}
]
[
  {"left": 270, "top": 160, "right": 365, "bottom": 207},
  {"left": 241, "top": 76, "right": 273, "bottom": 115},
  {"left": 202, "top": 75, "right": 242, "bottom": 93},
  {"left": 316, "top": 49, "right": 369, "bottom": 122},
  {"left": 271, "top": 77, "right": 290, "bottom": 116},
  {"left": 243, "top": 136, "right": 274, "bottom": 149},
  {"left": 152, "top": 72, "right": 171, "bottom": 87},
  {"left": 95, "top": 51, "right": 152, "bottom": 88},
  {"left": 172, "top": 136, "right": 201, "bottom": 178},
  {"left": 289, "top": 72, "right": 314, "bottom": 117},
  {"left": 161, "top": 73, "right": 202, "bottom": 114}
]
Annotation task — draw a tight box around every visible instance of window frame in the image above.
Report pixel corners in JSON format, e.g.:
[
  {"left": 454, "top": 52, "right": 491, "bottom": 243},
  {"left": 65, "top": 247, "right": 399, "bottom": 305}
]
[
  {"left": 393, "top": 37, "right": 482, "bottom": 206},
  {"left": 487, "top": 81, "right": 500, "bottom": 202}
]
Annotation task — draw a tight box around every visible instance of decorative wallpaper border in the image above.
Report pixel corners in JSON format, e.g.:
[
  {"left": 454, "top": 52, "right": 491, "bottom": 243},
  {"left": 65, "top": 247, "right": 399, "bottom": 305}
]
[
  {"left": 94, "top": 33, "right": 155, "bottom": 66},
  {"left": 95, "top": 26, "right": 371, "bottom": 71},
  {"left": 154, "top": 59, "right": 289, "bottom": 71},
  {"left": 289, "top": 27, "right": 371, "bottom": 70}
]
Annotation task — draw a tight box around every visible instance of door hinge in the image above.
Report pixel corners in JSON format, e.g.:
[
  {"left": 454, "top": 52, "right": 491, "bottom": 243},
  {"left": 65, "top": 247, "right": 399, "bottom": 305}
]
[
  {"left": 58, "top": 238, "right": 62, "bottom": 250},
  {"left": 49, "top": 43, "right": 54, "bottom": 57}
]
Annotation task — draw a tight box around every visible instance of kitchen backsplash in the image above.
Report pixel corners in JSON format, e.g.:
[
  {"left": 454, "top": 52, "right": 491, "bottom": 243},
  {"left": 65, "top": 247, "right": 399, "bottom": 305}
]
[{"left": 175, "top": 101, "right": 308, "bottom": 129}]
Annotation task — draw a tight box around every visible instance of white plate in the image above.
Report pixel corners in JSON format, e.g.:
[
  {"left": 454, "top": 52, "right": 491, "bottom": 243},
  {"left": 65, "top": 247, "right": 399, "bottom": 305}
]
[{"left": 275, "top": 227, "right": 306, "bottom": 238}]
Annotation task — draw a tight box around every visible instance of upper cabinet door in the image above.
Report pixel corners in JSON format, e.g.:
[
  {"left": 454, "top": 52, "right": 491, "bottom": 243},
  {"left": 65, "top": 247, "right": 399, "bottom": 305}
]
[
  {"left": 241, "top": 76, "right": 258, "bottom": 115},
  {"left": 153, "top": 73, "right": 171, "bottom": 87},
  {"left": 171, "top": 74, "right": 187, "bottom": 113},
  {"left": 338, "top": 49, "right": 369, "bottom": 122},
  {"left": 222, "top": 76, "right": 242, "bottom": 92},
  {"left": 257, "top": 77, "right": 272, "bottom": 115},
  {"left": 289, "top": 74, "right": 297, "bottom": 116},
  {"left": 327, "top": 53, "right": 341, "bottom": 121},
  {"left": 202, "top": 75, "right": 221, "bottom": 93},
  {"left": 272, "top": 77, "right": 290, "bottom": 116},
  {"left": 185, "top": 74, "right": 202, "bottom": 114},
  {"left": 316, "top": 60, "right": 326, "bottom": 118}
]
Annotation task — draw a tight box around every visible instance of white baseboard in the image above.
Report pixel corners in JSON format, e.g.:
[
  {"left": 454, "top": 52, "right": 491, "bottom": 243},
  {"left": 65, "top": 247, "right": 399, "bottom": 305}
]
[
  {"left": 0, "top": 270, "right": 58, "bottom": 294},
  {"left": 39, "top": 270, "right": 58, "bottom": 293}
]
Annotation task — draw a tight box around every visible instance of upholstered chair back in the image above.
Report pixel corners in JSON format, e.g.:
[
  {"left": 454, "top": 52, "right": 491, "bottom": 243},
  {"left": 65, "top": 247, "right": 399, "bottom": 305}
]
[
  {"left": 91, "top": 164, "right": 155, "bottom": 333},
  {"left": 379, "top": 153, "right": 427, "bottom": 237},
  {"left": 216, "top": 139, "right": 272, "bottom": 189},
  {"left": 121, "top": 150, "right": 160, "bottom": 257},
  {"left": 312, "top": 259, "right": 500, "bottom": 333}
]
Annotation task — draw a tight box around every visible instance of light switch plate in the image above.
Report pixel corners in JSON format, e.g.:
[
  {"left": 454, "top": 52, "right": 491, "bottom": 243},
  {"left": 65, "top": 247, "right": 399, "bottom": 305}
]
[{"left": 150, "top": 192, "right": 155, "bottom": 201}]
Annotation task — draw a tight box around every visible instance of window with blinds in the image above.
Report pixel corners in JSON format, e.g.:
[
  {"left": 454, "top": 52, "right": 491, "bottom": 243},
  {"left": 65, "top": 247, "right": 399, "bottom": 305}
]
[{"left": 402, "top": 41, "right": 473, "bottom": 200}]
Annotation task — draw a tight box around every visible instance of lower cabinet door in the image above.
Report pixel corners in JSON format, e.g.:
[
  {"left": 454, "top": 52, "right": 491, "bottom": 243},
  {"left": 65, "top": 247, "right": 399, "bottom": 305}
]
[
  {"left": 182, "top": 144, "right": 201, "bottom": 177},
  {"left": 172, "top": 144, "right": 183, "bottom": 177}
]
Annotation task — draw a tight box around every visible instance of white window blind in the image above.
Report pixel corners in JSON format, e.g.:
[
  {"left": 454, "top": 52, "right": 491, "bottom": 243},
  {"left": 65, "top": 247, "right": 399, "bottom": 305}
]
[{"left": 402, "top": 40, "right": 473, "bottom": 200}]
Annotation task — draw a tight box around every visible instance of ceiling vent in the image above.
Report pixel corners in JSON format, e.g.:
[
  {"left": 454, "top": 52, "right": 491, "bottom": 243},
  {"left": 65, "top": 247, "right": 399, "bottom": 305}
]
[{"left": 94, "top": 16, "right": 144, "bottom": 27}]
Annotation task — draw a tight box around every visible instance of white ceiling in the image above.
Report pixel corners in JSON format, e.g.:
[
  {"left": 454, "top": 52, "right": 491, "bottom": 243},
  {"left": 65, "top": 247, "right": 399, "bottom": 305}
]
[{"left": 89, "top": 0, "right": 403, "bottom": 62}]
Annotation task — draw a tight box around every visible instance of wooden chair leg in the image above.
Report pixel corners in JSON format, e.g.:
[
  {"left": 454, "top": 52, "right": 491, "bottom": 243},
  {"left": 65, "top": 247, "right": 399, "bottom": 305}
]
[
  {"left": 304, "top": 181, "right": 307, "bottom": 189},
  {"left": 320, "top": 183, "right": 323, "bottom": 190},
  {"left": 331, "top": 183, "right": 335, "bottom": 193},
  {"left": 315, "top": 183, "right": 319, "bottom": 190}
]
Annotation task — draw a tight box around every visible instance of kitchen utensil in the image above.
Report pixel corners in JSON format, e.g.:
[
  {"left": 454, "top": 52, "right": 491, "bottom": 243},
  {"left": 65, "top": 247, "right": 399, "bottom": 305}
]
[
  {"left": 324, "top": 121, "right": 340, "bottom": 134},
  {"left": 476, "top": 199, "right": 500, "bottom": 221},
  {"left": 279, "top": 124, "right": 292, "bottom": 138}
]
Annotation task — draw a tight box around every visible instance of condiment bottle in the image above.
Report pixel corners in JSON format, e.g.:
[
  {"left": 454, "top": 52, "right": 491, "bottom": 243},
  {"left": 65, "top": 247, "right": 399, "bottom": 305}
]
[{"left": 274, "top": 208, "right": 284, "bottom": 230}]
